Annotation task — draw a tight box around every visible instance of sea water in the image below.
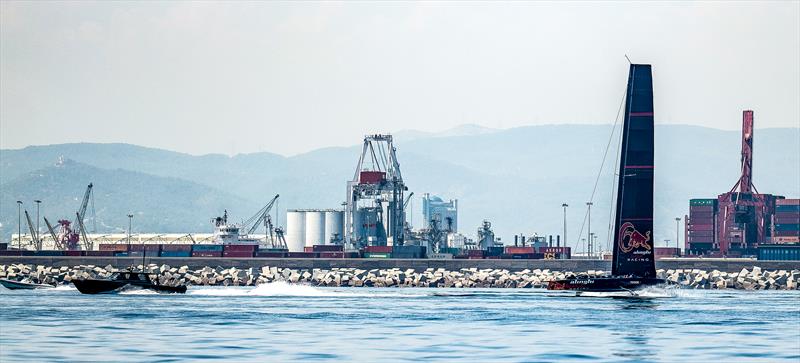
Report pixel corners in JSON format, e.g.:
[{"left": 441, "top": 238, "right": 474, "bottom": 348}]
[{"left": 1, "top": 283, "right": 798, "bottom": 362}]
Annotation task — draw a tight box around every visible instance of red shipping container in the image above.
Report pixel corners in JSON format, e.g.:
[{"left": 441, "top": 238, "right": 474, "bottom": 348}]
[
  {"left": 313, "top": 245, "right": 343, "bottom": 252},
  {"left": 304, "top": 247, "right": 314, "bottom": 253},
  {"left": 99, "top": 244, "right": 130, "bottom": 252},
  {"left": 129, "top": 244, "right": 161, "bottom": 252},
  {"left": 223, "top": 251, "right": 254, "bottom": 258},
  {"left": 689, "top": 224, "right": 714, "bottom": 231},
  {"left": 690, "top": 205, "right": 714, "bottom": 212},
  {"left": 776, "top": 199, "right": 800, "bottom": 205},
  {"left": 65, "top": 250, "right": 85, "bottom": 256},
  {"left": 505, "top": 247, "right": 535, "bottom": 254},
  {"left": 770, "top": 236, "right": 800, "bottom": 243},
  {"left": 319, "top": 252, "right": 344, "bottom": 258},
  {"left": 776, "top": 216, "right": 800, "bottom": 224},
  {"left": 467, "top": 249, "right": 485, "bottom": 257},
  {"left": 191, "top": 251, "right": 222, "bottom": 257},
  {"left": 286, "top": 252, "right": 316, "bottom": 258},
  {"left": 689, "top": 212, "right": 715, "bottom": 219},
  {"left": 689, "top": 231, "right": 714, "bottom": 237},
  {"left": 359, "top": 171, "right": 386, "bottom": 184},
  {"left": 774, "top": 230, "right": 800, "bottom": 237},
  {"left": 365, "top": 245, "right": 393, "bottom": 253},
  {"left": 223, "top": 244, "right": 258, "bottom": 252}
]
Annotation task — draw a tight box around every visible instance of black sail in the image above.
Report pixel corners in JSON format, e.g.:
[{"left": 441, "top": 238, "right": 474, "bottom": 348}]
[{"left": 611, "top": 64, "right": 656, "bottom": 278}]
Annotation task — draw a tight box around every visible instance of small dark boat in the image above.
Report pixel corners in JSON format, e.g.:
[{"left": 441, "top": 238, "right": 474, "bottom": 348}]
[
  {"left": 72, "top": 270, "right": 187, "bottom": 294},
  {"left": 548, "top": 64, "right": 667, "bottom": 294},
  {"left": 0, "top": 278, "right": 54, "bottom": 290}
]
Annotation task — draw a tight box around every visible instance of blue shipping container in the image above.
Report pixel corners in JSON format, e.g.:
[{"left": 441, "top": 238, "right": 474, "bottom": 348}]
[
  {"left": 192, "top": 245, "right": 224, "bottom": 252},
  {"left": 160, "top": 251, "right": 191, "bottom": 257}
]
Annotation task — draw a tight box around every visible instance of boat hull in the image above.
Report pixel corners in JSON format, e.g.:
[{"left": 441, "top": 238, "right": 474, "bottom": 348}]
[
  {"left": 0, "top": 278, "right": 54, "bottom": 290},
  {"left": 547, "top": 276, "right": 668, "bottom": 292},
  {"left": 72, "top": 278, "right": 187, "bottom": 294}
]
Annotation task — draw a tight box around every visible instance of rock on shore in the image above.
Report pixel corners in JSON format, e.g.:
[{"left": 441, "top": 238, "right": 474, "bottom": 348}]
[{"left": 0, "top": 264, "right": 798, "bottom": 290}]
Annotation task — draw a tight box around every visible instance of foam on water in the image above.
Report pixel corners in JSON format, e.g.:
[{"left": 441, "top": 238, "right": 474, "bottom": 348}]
[
  {"left": 53, "top": 284, "right": 77, "bottom": 291},
  {"left": 187, "top": 281, "right": 429, "bottom": 298}
]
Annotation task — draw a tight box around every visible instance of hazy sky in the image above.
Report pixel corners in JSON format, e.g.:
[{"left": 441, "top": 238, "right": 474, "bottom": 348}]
[{"left": 1, "top": 1, "right": 798, "bottom": 156}]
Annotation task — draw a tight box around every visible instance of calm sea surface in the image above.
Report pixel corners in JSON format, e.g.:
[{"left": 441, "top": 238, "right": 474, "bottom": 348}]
[{"left": 1, "top": 283, "right": 798, "bottom": 362}]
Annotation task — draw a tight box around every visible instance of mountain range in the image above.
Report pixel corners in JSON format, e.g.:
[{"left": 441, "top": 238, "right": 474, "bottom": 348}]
[{"left": 1, "top": 124, "right": 798, "bottom": 252}]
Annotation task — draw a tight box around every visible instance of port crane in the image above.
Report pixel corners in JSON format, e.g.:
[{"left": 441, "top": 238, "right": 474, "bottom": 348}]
[
  {"left": 24, "top": 210, "right": 41, "bottom": 251},
  {"left": 47, "top": 183, "right": 94, "bottom": 250},
  {"left": 240, "top": 194, "right": 285, "bottom": 248}
]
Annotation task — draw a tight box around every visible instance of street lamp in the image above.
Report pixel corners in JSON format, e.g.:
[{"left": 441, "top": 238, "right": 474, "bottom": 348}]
[
  {"left": 675, "top": 217, "right": 681, "bottom": 253},
  {"left": 586, "top": 202, "right": 593, "bottom": 256},
  {"left": 16, "top": 201, "right": 22, "bottom": 249},
  {"left": 561, "top": 203, "right": 568, "bottom": 248},
  {"left": 34, "top": 200, "right": 42, "bottom": 235},
  {"left": 127, "top": 214, "right": 134, "bottom": 245}
]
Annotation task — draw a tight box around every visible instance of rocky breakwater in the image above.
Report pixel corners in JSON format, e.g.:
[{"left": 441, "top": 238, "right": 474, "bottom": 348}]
[{"left": 0, "top": 264, "right": 798, "bottom": 290}]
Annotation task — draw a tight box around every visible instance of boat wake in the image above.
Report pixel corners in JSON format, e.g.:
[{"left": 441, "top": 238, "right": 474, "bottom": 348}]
[
  {"left": 53, "top": 284, "right": 77, "bottom": 291},
  {"left": 576, "top": 285, "right": 678, "bottom": 299},
  {"left": 188, "top": 281, "right": 345, "bottom": 297}
]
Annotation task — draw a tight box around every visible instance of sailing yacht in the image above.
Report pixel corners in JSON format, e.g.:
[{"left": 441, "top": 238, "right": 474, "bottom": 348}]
[{"left": 548, "top": 64, "right": 668, "bottom": 293}]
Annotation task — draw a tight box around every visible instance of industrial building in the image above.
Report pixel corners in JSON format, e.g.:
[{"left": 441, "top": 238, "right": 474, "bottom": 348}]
[
  {"left": 685, "top": 110, "right": 800, "bottom": 256},
  {"left": 422, "top": 194, "right": 458, "bottom": 233}
]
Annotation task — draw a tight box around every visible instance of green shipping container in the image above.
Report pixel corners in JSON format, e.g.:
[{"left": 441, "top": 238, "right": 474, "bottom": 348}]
[
  {"left": 690, "top": 199, "right": 717, "bottom": 207},
  {"left": 364, "top": 252, "right": 391, "bottom": 258}
]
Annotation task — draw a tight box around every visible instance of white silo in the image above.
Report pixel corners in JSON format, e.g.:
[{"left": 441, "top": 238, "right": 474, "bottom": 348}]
[
  {"left": 304, "top": 210, "right": 326, "bottom": 247},
  {"left": 324, "top": 210, "right": 344, "bottom": 245},
  {"left": 285, "top": 210, "right": 306, "bottom": 252}
]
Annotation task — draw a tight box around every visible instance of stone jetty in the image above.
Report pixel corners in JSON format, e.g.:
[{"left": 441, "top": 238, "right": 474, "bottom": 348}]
[{"left": 0, "top": 264, "right": 798, "bottom": 290}]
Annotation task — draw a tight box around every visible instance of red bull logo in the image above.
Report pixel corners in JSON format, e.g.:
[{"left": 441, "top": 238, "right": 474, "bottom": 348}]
[{"left": 618, "top": 222, "right": 652, "bottom": 253}]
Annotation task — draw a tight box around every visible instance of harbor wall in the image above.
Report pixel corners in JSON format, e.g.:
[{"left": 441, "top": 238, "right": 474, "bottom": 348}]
[{"left": 1, "top": 257, "right": 798, "bottom": 272}]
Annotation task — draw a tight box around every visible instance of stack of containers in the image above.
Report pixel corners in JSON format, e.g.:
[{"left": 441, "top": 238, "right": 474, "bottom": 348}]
[
  {"left": 538, "top": 246, "right": 571, "bottom": 259},
  {"left": 129, "top": 244, "right": 162, "bottom": 257},
  {"left": 255, "top": 250, "right": 286, "bottom": 258},
  {"left": 688, "top": 199, "right": 717, "bottom": 252},
  {"left": 364, "top": 245, "right": 392, "bottom": 258},
  {"left": 503, "top": 246, "right": 538, "bottom": 259},
  {"left": 467, "top": 249, "right": 485, "bottom": 259},
  {"left": 485, "top": 246, "right": 504, "bottom": 259},
  {"left": 286, "top": 252, "right": 316, "bottom": 258},
  {"left": 223, "top": 244, "right": 257, "bottom": 258},
  {"left": 160, "top": 244, "right": 193, "bottom": 257},
  {"left": 391, "top": 245, "right": 426, "bottom": 259},
  {"left": 99, "top": 244, "right": 129, "bottom": 257},
  {"left": 85, "top": 250, "right": 114, "bottom": 256},
  {"left": 773, "top": 199, "right": 800, "bottom": 243},
  {"left": 192, "top": 245, "right": 223, "bottom": 257}
]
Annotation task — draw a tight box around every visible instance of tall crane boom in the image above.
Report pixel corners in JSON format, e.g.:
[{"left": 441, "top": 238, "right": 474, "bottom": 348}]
[
  {"left": 24, "top": 210, "right": 41, "bottom": 251},
  {"left": 73, "top": 183, "right": 94, "bottom": 237},
  {"left": 77, "top": 212, "right": 93, "bottom": 250},
  {"left": 43, "top": 217, "right": 63, "bottom": 250},
  {"left": 244, "top": 194, "right": 280, "bottom": 236}
]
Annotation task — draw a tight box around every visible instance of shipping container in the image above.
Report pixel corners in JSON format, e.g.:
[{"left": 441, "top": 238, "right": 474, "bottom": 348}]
[
  {"left": 364, "top": 252, "right": 391, "bottom": 258},
  {"left": 690, "top": 205, "right": 715, "bottom": 212},
  {"left": 428, "top": 253, "right": 453, "bottom": 259},
  {"left": 774, "top": 230, "right": 800, "bottom": 237},
  {"left": 255, "top": 252, "right": 286, "bottom": 258},
  {"left": 86, "top": 251, "right": 114, "bottom": 256},
  {"left": 655, "top": 247, "right": 680, "bottom": 257},
  {"left": 768, "top": 236, "right": 800, "bottom": 244},
  {"left": 359, "top": 171, "right": 386, "bottom": 184},
  {"left": 223, "top": 244, "right": 258, "bottom": 252},
  {"left": 392, "top": 245, "right": 426, "bottom": 258},
  {"left": 501, "top": 253, "right": 542, "bottom": 259},
  {"left": 99, "top": 244, "right": 130, "bottom": 252},
  {"left": 689, "top": 230, "right": 714, "bottom": 237},
  {"left": 467, "top": 249, "right": 485, "bottom": 257},
  {"left": 775, "top": 215, "right": 800, "bottom": 224},
  {"left": 114, "top": 252, "right": 129, "bottom": 257},
  {"left": 129, "top": 244, "right": 161, "bottom": 252},
  {"left": 365, "top": 245, "right": 393, "bottom": 253},
  {"left": 505, "top": 246, "right": 535, "bottom": 254},
  {"left": 36, "top": 250, "right": 65, "bottom": 256},
  {"left": 776, "top": 205, "right": 800, "bottom": 213},
  {"left": 486, "top": 246, "right": 504, "bottom": 257},
  {"left": 0, "top": 250, "right": 22, "bottom": 256},
  {"left": 0, "top": 243, "right": 7, "bottom": 250},
  {"left": 689, "top": 224, "right": 714, "bottom": 231},
  {"left": 689, "top": 212, "right": 715, "bottom": 219},
  {"left": 285, "top": 252, "right": 316, "bottom": 258},
  {"left": 191, "top": 251, "right": 222, "bottom": 257},
  {"left": 313, "top": 245, "right": 343, "bottom": 252},
  {"left": 160, "top": 251, "right": 191, "bottom": 257},
  {"left": 223, "top": 251, "right": 255, "bottom": 258},
  {"left": 65, "top": 250, "right": 84, "bottom": 256},
  {"left": 690, "top": 199, "right": 717, "bottom": 207},
  {"left": 161, "top": 244, "right": 193, "bottom": 252},
  {"left": 774, "top": 224, "right": 800, "bottom": 232},
  {"left": 192, "top": 245, "right": 224, "bottom": 252},
  {"left": 776, "top": 199, "right": 800, "bottom": 206},
  {"left": 758, "top": 245, "right": 800, "bottom": 261}
]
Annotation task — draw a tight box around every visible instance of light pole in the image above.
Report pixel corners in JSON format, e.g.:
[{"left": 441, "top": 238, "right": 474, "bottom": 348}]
[
  {"left": 561, "top": 203, "right": 568, "bottom": 248},
  {"left": 16, "top": 201, "right": 22, "bottom": 249},
  {"left": 34, "top": 200, "right": 41, "bottom": 235},
  {"left": 586, "top": 202, "right": 593, "bottom": 256},
  {"left": 588, "top": 232, "right": 594, "bottom": 257},
  {"left": 675, "top": 217, "right": 681, "bottom": 253},
  {"left": 127, "top": 214, "right": 134, "bottom": 245}
]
